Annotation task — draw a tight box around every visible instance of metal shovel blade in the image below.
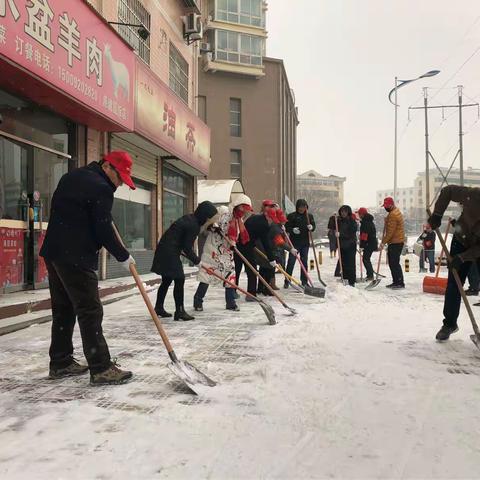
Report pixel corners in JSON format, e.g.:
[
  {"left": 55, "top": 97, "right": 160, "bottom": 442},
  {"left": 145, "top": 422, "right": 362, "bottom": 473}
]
[
  {"left": 168, "top": 359, "right": 216, "bottom": 395},
  {"left": 470, "top": 334, "right": 480, "bottom": 351},
  {"left": 304, "top": 285, "right": 326, "bottom": 298},
  {"left": 365, "top": 278, "right": 381, "bottom": 290},
  {"left": 257, "top": 300, "right": 276, "bottom": 325}
]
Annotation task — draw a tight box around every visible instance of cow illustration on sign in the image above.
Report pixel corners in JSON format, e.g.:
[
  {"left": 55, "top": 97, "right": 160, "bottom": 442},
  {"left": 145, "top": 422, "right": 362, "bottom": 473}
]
[{"left": 104, "top": 44, "right": 130, "bottom": 101}]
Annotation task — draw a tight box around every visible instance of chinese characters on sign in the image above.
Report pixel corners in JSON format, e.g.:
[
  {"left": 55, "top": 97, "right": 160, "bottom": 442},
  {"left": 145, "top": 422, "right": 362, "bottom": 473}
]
[
  {"left": 0, "top": 227, "right": 24, "bottom": 288},
  {"left": 0, "top": 0, "right": 134, "bottom": 129},
  {"left": 163, "top": 102, "right": 176, "bottom": 139}
]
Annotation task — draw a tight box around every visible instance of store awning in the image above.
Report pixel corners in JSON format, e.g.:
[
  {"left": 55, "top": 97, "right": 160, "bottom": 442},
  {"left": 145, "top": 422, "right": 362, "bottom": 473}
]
[{"left": 197, "top": 179, "right": 245, "bottom": 206}]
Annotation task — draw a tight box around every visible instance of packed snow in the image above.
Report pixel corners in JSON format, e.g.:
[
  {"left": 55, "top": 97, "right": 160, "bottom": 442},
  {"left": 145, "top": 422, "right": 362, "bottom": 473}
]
[{"left": 1, "top": 251, "right": 480, "bottom": 479}]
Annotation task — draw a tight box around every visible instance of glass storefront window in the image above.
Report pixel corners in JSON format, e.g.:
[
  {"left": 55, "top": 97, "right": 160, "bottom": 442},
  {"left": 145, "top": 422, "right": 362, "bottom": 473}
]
[
  {"left": 113, "top": 182, "right": 152, "bottom": 250},
  {"left": 163, "top": 166, "right": 189, "bottom": 232}
]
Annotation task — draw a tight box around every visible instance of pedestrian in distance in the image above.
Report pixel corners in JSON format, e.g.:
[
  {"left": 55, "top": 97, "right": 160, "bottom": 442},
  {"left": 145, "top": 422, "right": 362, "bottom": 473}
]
[
  {"left": 194, "top": 197, "right": 253, "bottom": 312},
  {"left": 417, "top": 223, "right": 436, "bottom": 273},
  {"left": 151, "top": 201, "right": 218, "bottom": 321},
  {"left": 40, "top": 151, "right": 137, "bottom": 385},
  {"left": 327, "top": 215, "right": 338, "bottom": 258},
  {"left": 428, "top": 185, "right": 480, "bottom": 340},
  {"left": 337, "top": 205, "right": 358, "bottom": 287},
  {"left": 379, "top": 197, "right": 405, "bottom": 289},
  {"left": 358, "top": 207, "right": 378, "bottom": 281},
  {"left": 285, "top": 199, "right": 315, "bottom": 288}
]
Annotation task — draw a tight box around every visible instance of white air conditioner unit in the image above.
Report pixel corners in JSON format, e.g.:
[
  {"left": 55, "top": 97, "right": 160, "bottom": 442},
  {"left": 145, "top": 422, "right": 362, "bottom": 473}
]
[{"left": 183, "top": 13, "right": 202, "bottom": 35}]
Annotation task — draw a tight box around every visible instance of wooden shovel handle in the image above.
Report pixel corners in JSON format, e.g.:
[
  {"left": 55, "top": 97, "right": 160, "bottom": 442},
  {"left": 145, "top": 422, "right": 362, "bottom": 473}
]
[{"left": 434, "top": 221, "right": 451, "bottom": 278}]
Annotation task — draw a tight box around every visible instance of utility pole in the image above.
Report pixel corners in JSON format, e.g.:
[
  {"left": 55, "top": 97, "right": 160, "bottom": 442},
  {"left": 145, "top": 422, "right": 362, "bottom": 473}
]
[
  {"left": 394, "top": 77, "right": 398, "bottom": 200},
  {"left": 409, "top": 87, "right": 478, "bottom": 210},
  {"left": 458, "top": 85, "right": 464, "bottom": 186}
]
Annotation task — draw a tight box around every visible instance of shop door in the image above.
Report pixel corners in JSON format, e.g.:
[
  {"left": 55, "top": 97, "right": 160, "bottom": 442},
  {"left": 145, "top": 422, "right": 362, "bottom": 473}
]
[{"left": 0, "top": 134, "right": 69, "bottom": 292}]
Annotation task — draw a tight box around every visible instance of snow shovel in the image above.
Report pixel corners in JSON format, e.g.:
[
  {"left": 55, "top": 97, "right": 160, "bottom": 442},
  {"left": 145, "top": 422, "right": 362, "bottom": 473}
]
[
  {"left": 423, "top": 221, "right": 451, "bottom": 295},
  {"left": 427, "top": 209, "right": 480, "bottom": 350},
  {"left": 334, "top": 214, "right": 348, "bottom": 286},
  {"left": 254, "top": 247, "right": 325, "bottom": 298},
  {"left": 305, "top": 209, "right": 327, "bottom": 287},
  {"left": 112, "top": 225, "right": 215, "bottom": 394},
  {"left": 220, "top": 232, "right": 297, "bottom": 315},
  {"left": 365, "top": 248, "right": 384, "bottom": 290},
  {"left": 283, "top": 226, "right": 327, "bottom": 289},
  {"left": 201, "top": 264, "right": 276, "bottom": 325}
]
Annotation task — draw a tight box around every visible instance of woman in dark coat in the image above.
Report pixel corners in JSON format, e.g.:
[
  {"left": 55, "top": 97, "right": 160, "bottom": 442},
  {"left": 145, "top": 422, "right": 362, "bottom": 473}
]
[
  {"left": 151, "top": 201, "right": 217, "bottom": 321},
  {"left": 337, "top": 205, "right": 358, "bottom": 286},
  {"left": 327, "top": 215, "right": 338, "bottom": 257}
]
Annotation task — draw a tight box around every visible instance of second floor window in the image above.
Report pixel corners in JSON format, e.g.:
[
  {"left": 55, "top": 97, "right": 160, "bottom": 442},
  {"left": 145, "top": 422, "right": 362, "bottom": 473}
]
[
  {"left": 230, "top": 98, "right": 241, "bottom": 136},
  {"left": 169, "top": 43, "right": 189, "bottom": 104},
  {"left": 117, "top": 0, "right": 151, "bottom": 64}
]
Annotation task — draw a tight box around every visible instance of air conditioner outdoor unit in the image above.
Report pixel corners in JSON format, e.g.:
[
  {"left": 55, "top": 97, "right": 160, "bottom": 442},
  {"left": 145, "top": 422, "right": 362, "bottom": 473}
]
[{"left": 183, "top": 13, "right": 202, "bottom": 35}]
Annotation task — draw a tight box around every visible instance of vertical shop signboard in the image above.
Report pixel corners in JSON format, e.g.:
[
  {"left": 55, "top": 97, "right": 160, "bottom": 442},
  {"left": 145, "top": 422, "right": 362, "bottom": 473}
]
[{"left": 0, "top": 227, "right": 24, "bottom": 288}]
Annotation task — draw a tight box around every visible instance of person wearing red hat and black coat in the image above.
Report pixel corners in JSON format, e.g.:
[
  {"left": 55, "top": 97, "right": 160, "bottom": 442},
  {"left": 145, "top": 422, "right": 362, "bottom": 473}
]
[
  {"left": 337, "top": 205, "right": 358, "bottom": 286},
  {"left": 358, "top": 207, "right": 378, "bottom": 280},
  {"left": 285, "top": 199, "right": 315, "bottom": 287},
  {"left": 151, "top": 201, "right": 218, "bottom": 320},
  {"left": 40, "top": 151, "right": 137, "bottom": 385}
]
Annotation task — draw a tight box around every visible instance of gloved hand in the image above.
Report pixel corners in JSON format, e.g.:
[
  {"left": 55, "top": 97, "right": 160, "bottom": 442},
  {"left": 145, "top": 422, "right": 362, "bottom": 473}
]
[
  {"left": 290, "top": 248, "right": 298, "bottom": 256},
  {"left": 307, "top": 224, "right": 313, "bottom": 231},
  {"left": 428, "top": 213, "right": 442, "bottom": 230},
  {"left": 293, "top": 227, "right": 300, "bottom": 234},
  {"left": 120, "top": 255, "right": 136, "bottom": 271},
  {"left": 449, "top": 254, "right": 464, "bottom": 271},
  {"left": 269, "top": 260, "right": 277, "bottom": 268}
]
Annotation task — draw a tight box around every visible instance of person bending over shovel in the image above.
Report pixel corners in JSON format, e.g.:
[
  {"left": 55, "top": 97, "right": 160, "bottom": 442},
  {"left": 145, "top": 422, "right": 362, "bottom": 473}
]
[
  {"left": 428, "top": 185, "right": 480, "bottom": 341},
  {"left": 151, "top": 201, "right": 218, "bottom": 321}
]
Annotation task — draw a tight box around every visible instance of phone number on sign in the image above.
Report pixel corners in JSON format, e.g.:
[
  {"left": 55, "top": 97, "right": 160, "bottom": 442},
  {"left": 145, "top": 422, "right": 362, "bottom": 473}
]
[{"left": 57, "top": 67, "right": 98, "bottom": 102}]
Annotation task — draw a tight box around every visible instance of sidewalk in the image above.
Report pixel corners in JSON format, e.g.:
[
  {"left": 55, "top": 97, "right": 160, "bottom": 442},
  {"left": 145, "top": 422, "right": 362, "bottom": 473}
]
[{"left": 0, "top": 267, "right": 198, "bottom": 335}]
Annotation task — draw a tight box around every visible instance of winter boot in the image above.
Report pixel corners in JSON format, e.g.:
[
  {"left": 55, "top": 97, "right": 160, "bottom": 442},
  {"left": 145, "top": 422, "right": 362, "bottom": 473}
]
[
  {"left": 174, "top": 307, "right": 195, "bottom": 321},
  {"left": 419, "top": 268, "right": 427, "bottom": 273},
  {"left": 283, "top": 280, "right": 290, "bottom": 289},
  {"left": 391, "top": 283, "right": 405, "bottom": 290},
  {"left": 226, "top": 303, "right": 240, "bottom": 311},
  {"left": 435, "top": 324, "right": 459, "bottom": 341},
  {"left": 154, "top": 306, "right": 172, "bottom": 318},
  {"left": 193, "top": 297, "right": 203, "bottom": 312},
  {"left": 386, "top": 283, "right": 396, "bottom": 288},
  {"left": 465, "top": 287, "right": 479, "bottom": 296},
  {"left": 365, "top": 276, "right": 374, "bottom": 281},
  {"left": 49, "top": 358, "right": 89, "bottom": 379},
  {"left": 90, "top": 362, "right": 132, "bottom": 385}
]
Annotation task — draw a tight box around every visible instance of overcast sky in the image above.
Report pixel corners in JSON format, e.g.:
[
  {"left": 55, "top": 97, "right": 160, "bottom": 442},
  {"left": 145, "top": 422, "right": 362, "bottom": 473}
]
[{"left": 267, "top": 1, "right": 480, "bottom": 207}]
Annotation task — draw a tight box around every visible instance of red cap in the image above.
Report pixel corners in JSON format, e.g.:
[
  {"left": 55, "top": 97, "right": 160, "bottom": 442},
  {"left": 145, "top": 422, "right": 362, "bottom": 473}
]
[
  {"left": 262, "top": 199, "right": 277, "bottom": 208},
  {"left": 103, "top": 151, "right": 136, "bottom": 190},
  {"left": 358, "top": 207, "right": 367, "bottom": 216},
  {"left": 381, "top": 196, "right": 394, "bottom": 208}
]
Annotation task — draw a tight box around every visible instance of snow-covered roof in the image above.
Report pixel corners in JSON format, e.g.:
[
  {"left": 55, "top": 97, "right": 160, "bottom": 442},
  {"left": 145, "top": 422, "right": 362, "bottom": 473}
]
[{"left": 197, "top": 179, "right": 245, "bottom": 206}]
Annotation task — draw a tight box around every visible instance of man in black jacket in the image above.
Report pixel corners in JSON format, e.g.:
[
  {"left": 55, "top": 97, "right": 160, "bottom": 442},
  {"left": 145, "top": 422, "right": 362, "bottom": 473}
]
[
  {"left": 152, "top": 201, "right": 218, "bottom": 320},
  {"left": 358, "top": 207, "right": 378, "bottom": 280},
  {"left": 285, "top": 199, "right": 315, "bottom": 287},
  {"left": 337, "top": 205, "right": 358, "bottom": 286},
  {"left": 40, "top": 152, "right": 136, "bottom": 385},
  {"left": 417, "top": 223, "right": 436, "bottom": 273}
]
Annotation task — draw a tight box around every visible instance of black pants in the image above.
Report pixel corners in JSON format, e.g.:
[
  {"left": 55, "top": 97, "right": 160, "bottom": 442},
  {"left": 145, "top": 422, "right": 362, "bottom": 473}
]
[
  {"left": 362, "top": 248, "right": 374, "bottom": 278},
  {"left": 286, "top": 244, "right": 309, "bottom": 284},
  {"left": 258, "top": 266, "right": 274, "bottom": 293},
  {"left": 155, "top": 276, "right": 185, "bottom": 311},
  {"left": 443, "top": 237, "right": 480, "bottom": 328},
  {"left": 387, "top": 243, "right": 404, "bottom": 285},
  {"left": 237, "top": 244, "right": 258, "bottom": 295},
  {"left": 46, "top": 260, "right": 110, "bottom": 374},
  {"left": 194, "top": 282, "right": 236, "bottom": 307},
  {"left": 340, "top": 246, "right": 356, "bottom": 286},
  {"left": 467, "top": 262, "right": 480, "bottom": 290}
]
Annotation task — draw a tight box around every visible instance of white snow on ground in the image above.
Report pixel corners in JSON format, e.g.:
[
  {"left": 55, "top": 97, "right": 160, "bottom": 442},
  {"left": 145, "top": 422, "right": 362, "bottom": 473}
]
[{"left": 1, "top": 251, "right": 480, "bottom": 479}]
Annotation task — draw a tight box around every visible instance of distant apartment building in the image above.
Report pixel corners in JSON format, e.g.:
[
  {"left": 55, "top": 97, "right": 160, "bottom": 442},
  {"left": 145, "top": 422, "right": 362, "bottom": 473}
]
[
  {"left": 198, "top": 0, "right": 298, "bottom": 210},
  {"left": 376, "top": 187, "right": 416, "bottom": 215},
  {"left": 297, "top": 170, "right": 346, "bottom": 237}
]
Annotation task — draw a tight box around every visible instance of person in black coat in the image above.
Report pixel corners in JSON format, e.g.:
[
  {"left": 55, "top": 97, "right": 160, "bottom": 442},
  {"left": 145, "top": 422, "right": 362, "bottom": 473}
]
[
  {"left": 151, "top": 201, "right": 218, "bottom": 321},
  {"left": 238, "top": 205, "right": 277, "bottom": 297},
  {"left": 285, "top": 199, "right": 315, "bottom": 287},
  {"left": 327, "top": 215, "right": 337, "bottom": 258},
  {"left": 336, "top": 205, "right": 358, "bottom": 286},
  {"left": 40, "top": 152, "right": 136, "bottom": 385},
  {"left": 417, "top": 223, "right": 436, "bottom": 273},
  {"left": 358, "top": 207, "right": 378, "bottom": 280}
]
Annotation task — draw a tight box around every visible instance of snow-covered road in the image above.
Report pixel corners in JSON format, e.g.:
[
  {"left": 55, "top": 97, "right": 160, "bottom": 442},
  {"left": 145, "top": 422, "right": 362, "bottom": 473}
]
[{"left": 1, "top": 253, "right": 480, "bottom": 479}]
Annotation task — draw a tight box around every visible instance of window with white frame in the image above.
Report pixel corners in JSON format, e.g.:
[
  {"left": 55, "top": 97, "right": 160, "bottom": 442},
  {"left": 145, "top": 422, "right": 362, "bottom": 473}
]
[
  {"left": 215, "top": 30, "right": 262, "bottom": 66},
  {"left": 230, "top": 150, "right": 242, "bottom": 179},
  {"left": 169, "top": 43, "right": 189, "bottom": 103},
  {"left": 216, "top": 0, "right": 263, "bottom": 27},
  {"left": 230, "top": 98, "right": 241, "bottom": 137}
]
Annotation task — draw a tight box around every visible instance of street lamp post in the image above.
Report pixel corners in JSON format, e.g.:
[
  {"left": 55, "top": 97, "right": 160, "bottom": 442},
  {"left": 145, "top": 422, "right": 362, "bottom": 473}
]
[{"left": 388, "top": 70, "right": 440, "bottom": 201}]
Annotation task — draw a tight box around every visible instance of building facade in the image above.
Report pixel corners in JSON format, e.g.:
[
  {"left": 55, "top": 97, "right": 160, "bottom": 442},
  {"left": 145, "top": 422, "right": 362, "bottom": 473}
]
[
  {"left": 296, "top": 170, "right": 346, "bottom": 237},
  {"left": 198, "top": 1, "right": 298, "bottom": 211},
  {"left": 0, "top": 0, "right": 210, "bottom": 293}
]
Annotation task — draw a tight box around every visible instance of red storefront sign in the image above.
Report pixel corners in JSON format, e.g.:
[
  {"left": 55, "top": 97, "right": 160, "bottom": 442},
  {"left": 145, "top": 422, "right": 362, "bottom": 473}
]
[
  {"left": 0, "top": 0, "right": 134, "bottom": 130},
  {"left": 0, "top": 227, "right": 24, "bottom": 288},
  {"left": 135, "top": 60, "right": 211, "bottom": 175}
]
